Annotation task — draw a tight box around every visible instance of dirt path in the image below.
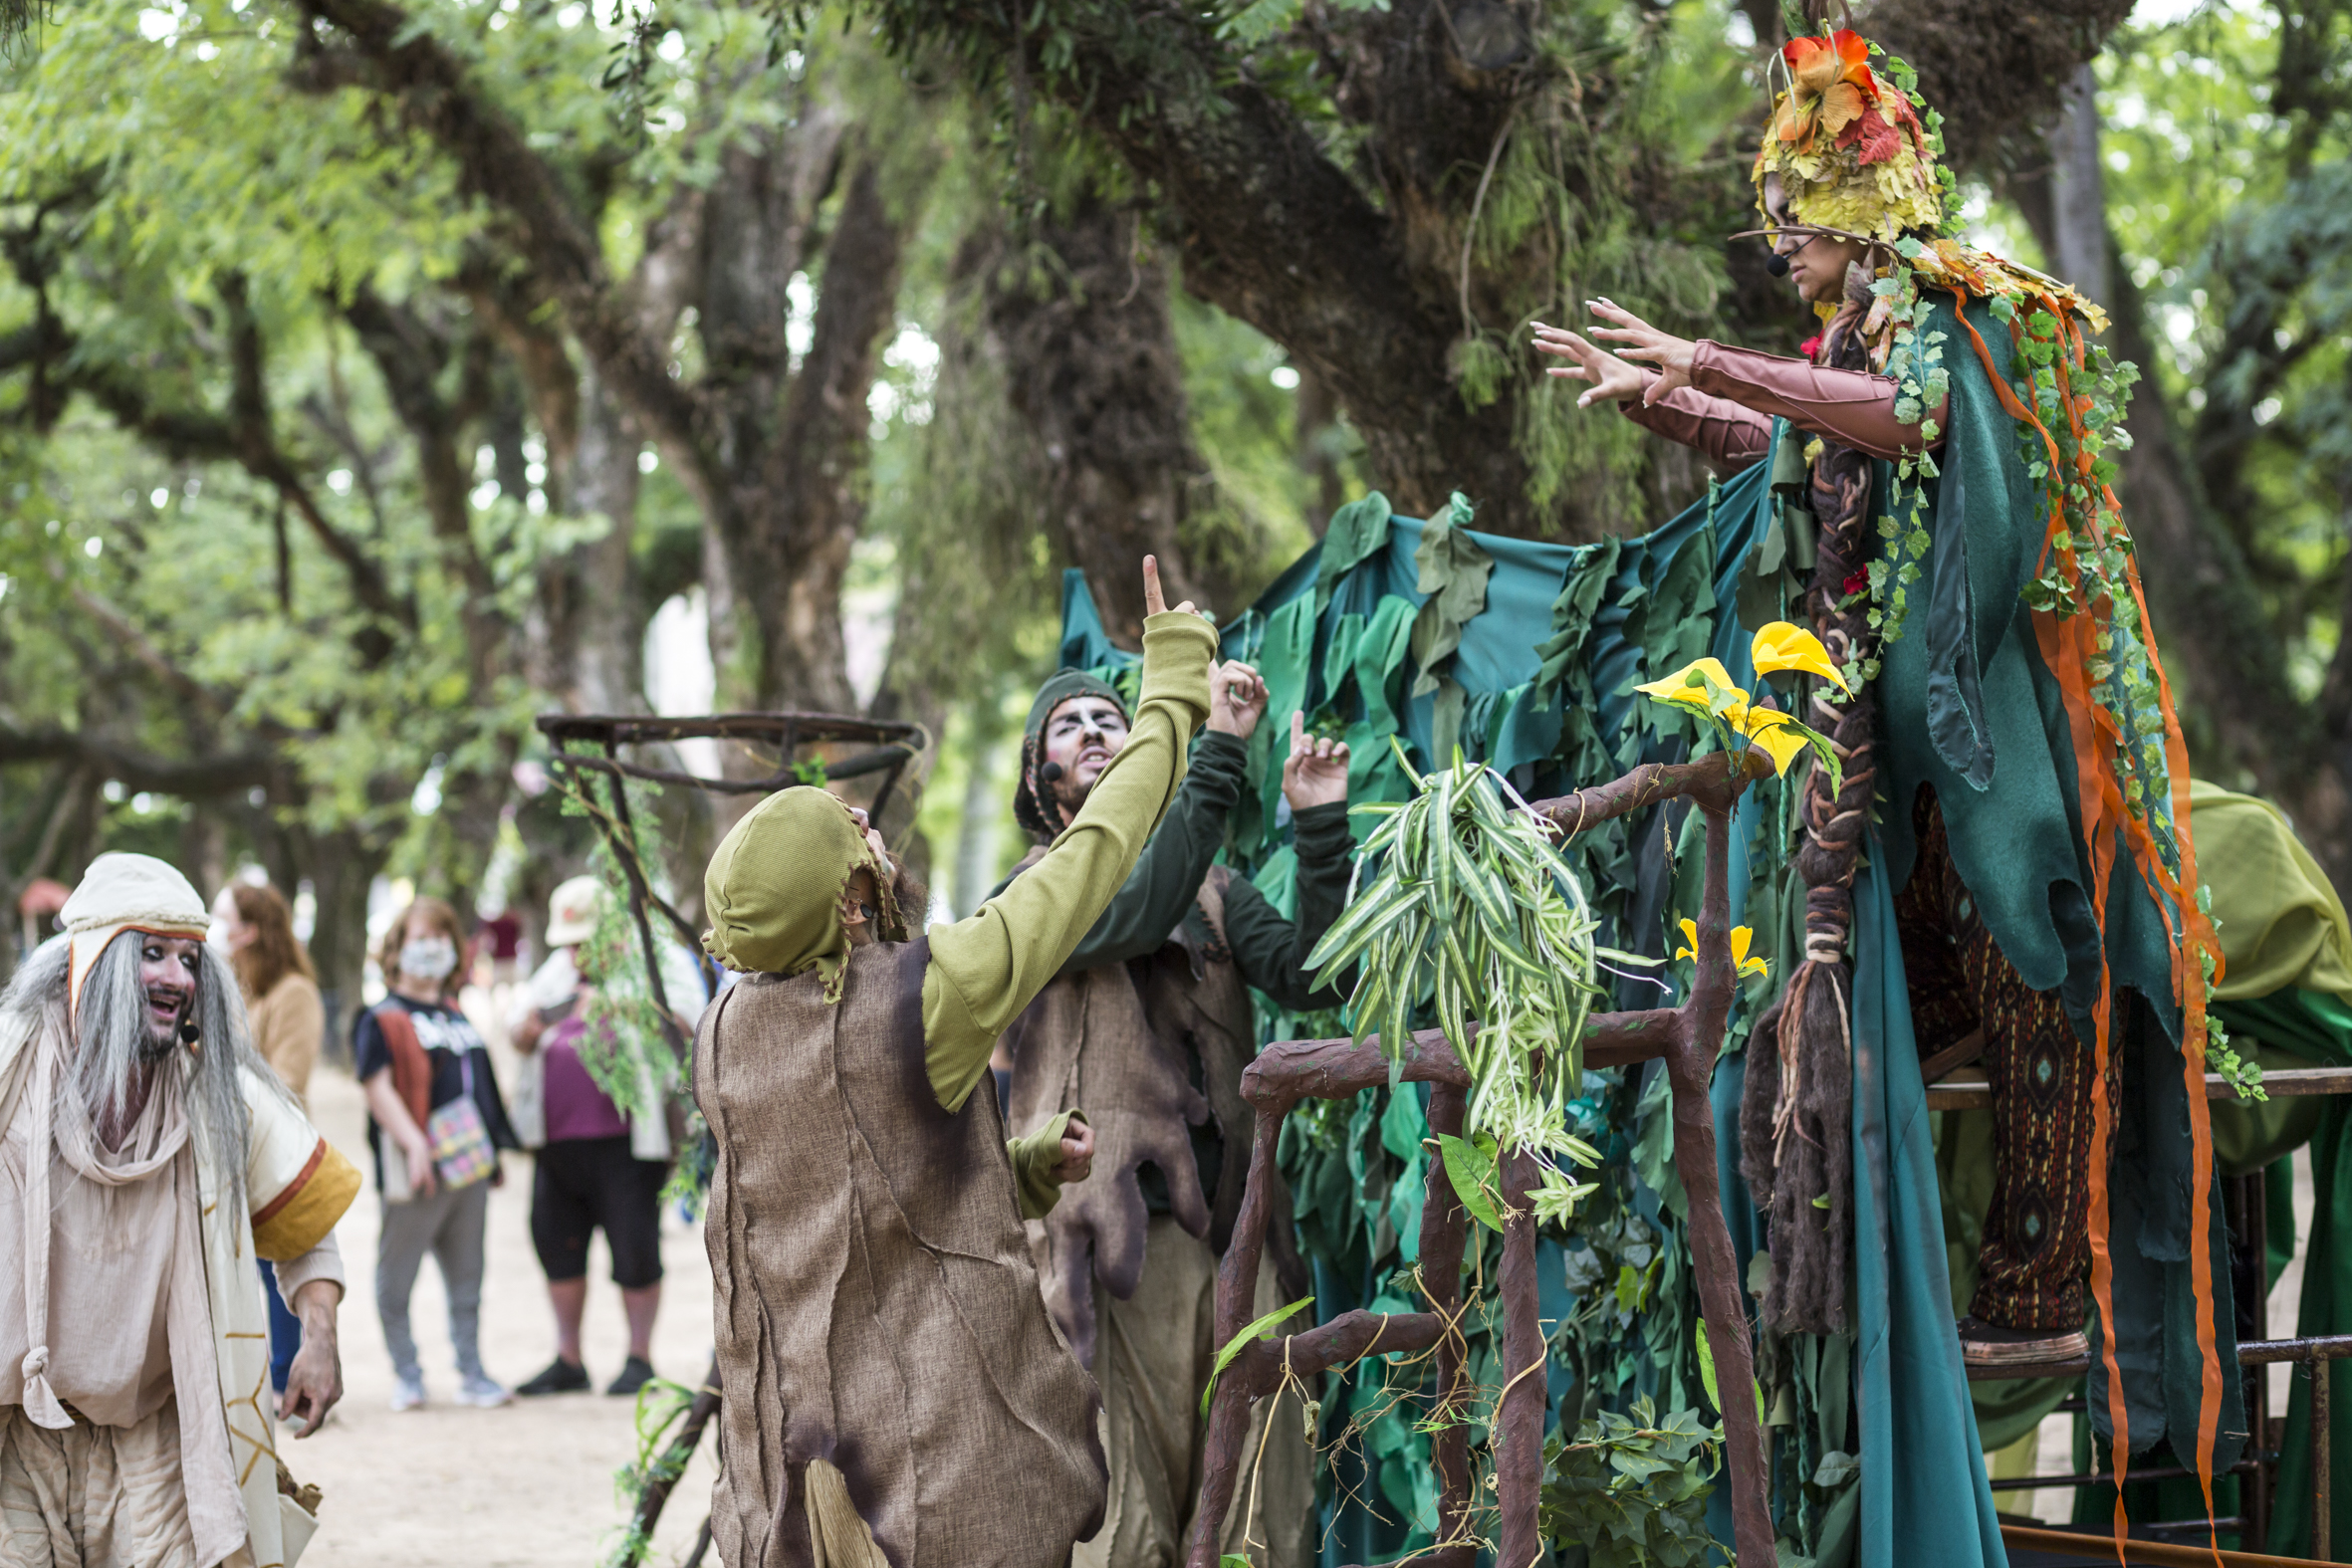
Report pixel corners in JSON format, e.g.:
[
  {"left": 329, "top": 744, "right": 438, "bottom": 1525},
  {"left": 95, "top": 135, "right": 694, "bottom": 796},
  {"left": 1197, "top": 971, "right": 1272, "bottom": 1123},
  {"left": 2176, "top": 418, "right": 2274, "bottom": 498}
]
[{"left": 295, "top": 1063, "right": 721, "bottom": 1568}]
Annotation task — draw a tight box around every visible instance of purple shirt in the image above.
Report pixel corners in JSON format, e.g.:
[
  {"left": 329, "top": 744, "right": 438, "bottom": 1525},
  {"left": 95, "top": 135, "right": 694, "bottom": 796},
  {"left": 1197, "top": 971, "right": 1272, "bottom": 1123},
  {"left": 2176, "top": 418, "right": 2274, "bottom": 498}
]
[{"left": 542, "top": 1016, "right": 630, "bottom": 1145}]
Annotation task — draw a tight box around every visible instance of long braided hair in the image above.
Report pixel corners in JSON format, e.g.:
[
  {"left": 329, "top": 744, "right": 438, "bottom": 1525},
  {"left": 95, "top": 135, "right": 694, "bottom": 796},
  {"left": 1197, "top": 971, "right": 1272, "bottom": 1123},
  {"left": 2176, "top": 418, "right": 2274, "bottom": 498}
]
[{"left": 1739, "top": 260, "right": 1884, "bottom": 1336}]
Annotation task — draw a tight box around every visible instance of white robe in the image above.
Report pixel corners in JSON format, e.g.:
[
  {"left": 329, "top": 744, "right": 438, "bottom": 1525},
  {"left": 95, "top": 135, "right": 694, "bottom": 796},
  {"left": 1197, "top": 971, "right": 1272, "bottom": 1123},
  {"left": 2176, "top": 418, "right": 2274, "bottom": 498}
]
[{"left": 0, "top": 1006, "right": 359, "bottom": 1568}]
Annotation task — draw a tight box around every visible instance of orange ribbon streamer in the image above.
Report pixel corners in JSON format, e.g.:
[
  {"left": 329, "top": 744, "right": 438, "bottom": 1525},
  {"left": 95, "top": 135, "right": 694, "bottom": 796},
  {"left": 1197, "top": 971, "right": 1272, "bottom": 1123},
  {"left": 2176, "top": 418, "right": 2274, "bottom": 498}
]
[{"left": 1951, "top": 292, "right": 2225, "bottom": 1565}]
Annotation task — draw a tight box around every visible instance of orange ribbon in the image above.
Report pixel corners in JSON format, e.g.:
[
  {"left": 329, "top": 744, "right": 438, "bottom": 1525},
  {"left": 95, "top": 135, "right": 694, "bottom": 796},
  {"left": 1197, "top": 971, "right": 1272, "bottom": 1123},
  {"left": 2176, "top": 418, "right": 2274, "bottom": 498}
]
[{"left": 1951, "top": 289, "right": 2226, "bottom": 1565}]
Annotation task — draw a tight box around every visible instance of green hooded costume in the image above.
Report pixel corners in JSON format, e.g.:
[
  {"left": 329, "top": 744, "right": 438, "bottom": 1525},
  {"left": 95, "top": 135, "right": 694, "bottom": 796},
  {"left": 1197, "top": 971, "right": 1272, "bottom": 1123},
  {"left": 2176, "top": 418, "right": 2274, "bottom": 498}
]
[{"left": 691, "top": 611, "right": 1217, "bottom": 1568}]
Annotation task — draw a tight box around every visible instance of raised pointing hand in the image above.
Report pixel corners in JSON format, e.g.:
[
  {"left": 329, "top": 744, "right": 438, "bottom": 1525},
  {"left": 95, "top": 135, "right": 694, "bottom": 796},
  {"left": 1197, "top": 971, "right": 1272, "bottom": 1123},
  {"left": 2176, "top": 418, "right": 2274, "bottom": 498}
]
[{"left": 1141, "top": 554, "right": 1200, "bottom": 620}]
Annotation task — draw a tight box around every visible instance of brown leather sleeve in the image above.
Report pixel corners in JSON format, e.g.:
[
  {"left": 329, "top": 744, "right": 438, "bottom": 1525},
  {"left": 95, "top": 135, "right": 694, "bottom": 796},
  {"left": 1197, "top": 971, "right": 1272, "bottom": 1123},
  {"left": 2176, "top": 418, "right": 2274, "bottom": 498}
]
[
  {"left": 1686, "top": 340, "right": 1948, "bottom": 460},
  {"left": 1615, "top": 381, "right": 1773, "bottom": 469}
]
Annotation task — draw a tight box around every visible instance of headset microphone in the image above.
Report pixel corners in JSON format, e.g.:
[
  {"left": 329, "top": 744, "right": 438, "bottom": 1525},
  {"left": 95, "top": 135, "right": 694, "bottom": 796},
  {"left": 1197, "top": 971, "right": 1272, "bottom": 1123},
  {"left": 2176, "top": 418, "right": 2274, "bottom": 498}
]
[
  {"left": 1765, "top": 252, "right": 1790, "bottom": 277},
  {"left": 178, "top": 1020, "right": 200, "bottom": 1045},
  {"left": 1039, "top": 761, "right": 1065, "bottom": 783}
]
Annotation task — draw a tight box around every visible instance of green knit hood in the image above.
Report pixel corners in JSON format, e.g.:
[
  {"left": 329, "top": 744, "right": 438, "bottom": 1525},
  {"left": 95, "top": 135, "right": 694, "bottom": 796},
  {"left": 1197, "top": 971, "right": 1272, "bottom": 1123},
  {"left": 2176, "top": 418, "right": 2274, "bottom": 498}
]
[{"left": 701, "top": 786, "right": 903, "bottom": 1002}]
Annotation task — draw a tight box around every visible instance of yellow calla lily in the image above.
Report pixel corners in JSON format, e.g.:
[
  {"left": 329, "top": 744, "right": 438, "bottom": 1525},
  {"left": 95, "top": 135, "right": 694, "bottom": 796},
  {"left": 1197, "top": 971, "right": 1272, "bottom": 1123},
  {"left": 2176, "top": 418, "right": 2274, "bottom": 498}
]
[
  {"left": 1673, "top": 917, "right": 1770, "bottom": 980},
  {"left": 1635, "top": 656, "right": 1746, "bottom": 712},
  {"left": 1751, "top": 621, "right": 1851, "bottom": 693},
  {"left": 1733, "top": 705, "right": 1810, "bottom": 777}
]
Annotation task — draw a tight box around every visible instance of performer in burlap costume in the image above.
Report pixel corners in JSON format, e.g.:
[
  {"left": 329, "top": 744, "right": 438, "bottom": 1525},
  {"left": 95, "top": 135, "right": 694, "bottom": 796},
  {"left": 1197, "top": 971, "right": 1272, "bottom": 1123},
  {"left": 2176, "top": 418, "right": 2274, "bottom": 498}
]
[
  {"left": 693, "top": 560, "right": 1217, "bottom": 1568},
  {"left": 996, "top": 662, "right": 1351, "bottom": 1568}
]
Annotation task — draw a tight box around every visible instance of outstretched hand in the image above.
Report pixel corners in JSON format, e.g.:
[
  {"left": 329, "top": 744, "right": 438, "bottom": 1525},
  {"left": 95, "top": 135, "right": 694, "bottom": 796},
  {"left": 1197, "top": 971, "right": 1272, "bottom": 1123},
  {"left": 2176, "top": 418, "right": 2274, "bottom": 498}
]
[
  {"left": 1581, "top": 299, "right": 1698, "bottom": 403},
  {"left": 1282, "top": 710, "right": 1351, "bottom": 810},
  {"left": 1532, "top": 322, "right": 1648, "bottom": 408}
]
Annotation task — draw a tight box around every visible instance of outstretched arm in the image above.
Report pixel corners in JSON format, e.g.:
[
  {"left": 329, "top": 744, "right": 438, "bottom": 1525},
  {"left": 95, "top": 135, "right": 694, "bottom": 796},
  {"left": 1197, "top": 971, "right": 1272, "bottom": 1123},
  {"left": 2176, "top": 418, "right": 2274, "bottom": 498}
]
[
  {"left": 1547, "top": 300, "right": 1946, "bottom": 461},
  {"left": 922, "top": 560, "right": 1219, "bottom": 1112},
  {"left": 1536, "top": 317, "right": 1770, "bottom": 469},
  {"left": 1227, "top": 713, "right": 1357, "bottom": 1010}
]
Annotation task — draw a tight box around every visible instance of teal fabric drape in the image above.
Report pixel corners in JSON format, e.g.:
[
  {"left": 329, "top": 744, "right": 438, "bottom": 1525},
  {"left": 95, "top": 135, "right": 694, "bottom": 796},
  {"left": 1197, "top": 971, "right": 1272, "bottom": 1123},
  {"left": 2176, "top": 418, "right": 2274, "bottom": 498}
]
[
  {"left": 1057, "top": 459, "right": 2006, "bottom": 1567},
  {"left": 1850, "top": 845, "right": 2008, "bottom": 1567}
]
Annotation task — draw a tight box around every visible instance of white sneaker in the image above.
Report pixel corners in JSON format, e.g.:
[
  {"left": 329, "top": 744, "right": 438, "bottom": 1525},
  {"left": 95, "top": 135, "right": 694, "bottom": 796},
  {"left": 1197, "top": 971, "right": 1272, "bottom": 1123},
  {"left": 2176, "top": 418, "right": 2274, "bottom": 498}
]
[
  {"left": 454, "top": 1373, "right": 512, "bottom": 1408},
  {"left": 390, "top": 1375, "right": 426, "bottom": 1412}
]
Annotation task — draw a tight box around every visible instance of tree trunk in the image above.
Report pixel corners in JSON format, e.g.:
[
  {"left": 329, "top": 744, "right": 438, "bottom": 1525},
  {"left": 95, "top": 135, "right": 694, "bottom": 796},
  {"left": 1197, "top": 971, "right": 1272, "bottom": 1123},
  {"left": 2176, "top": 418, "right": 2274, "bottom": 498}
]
[
  {"left": 711, "top": 150, "right": 921, "bottom": 711},
  {"left": 979, "top": 198, "right": 1227, "bottom": 639},
  {"left": 300, "top": 826, "right": 385, "bottom": 1061},
  {"left": 533, "top": 366, "right": 645, "bottom": 714},
  {"left": 941, "top": 686, "right": 1012, "bottom": 919},
  {"left": 1294, "top": 364, "right": 1345, "bottom": 540}
]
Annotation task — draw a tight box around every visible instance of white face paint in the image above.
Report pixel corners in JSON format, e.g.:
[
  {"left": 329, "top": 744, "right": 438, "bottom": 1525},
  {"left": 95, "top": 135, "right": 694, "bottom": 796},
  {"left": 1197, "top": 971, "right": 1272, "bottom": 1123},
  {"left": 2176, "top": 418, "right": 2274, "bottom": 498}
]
[{"left": 398, "top": 935, "right": 459, "bottom": 982}]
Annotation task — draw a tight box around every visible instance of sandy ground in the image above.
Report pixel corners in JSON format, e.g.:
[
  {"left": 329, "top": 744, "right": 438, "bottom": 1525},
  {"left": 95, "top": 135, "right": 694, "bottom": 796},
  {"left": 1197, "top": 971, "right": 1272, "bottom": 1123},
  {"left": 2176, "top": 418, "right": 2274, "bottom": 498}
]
[{"left": 294, "top": 1062, "right": 721, "bottom": 1568}]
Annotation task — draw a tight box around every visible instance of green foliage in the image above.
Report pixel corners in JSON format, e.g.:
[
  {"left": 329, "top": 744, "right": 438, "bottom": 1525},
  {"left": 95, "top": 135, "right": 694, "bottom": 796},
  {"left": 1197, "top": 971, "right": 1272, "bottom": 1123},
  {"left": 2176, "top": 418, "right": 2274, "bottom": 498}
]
[
  {"left": 1539, "top": 1395, "right": 1727, "bottom": 1568},
  {"left": 1199, "top": 1295, "right": 1316, "bottom": 1418},
  {"left": 1310, "top": 750, "right": 1606, "bottom": 1201},
  {"left": 602, "top": 1372, "right": 704, "bottom": 1568}
]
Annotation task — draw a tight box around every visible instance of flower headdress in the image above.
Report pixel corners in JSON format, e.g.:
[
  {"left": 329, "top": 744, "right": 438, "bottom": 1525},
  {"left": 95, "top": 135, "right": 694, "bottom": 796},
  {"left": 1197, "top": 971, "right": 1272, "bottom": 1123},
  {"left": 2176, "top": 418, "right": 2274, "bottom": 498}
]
[{"left": 1752, "top": 28, "right": 1950, "bottom": 243}]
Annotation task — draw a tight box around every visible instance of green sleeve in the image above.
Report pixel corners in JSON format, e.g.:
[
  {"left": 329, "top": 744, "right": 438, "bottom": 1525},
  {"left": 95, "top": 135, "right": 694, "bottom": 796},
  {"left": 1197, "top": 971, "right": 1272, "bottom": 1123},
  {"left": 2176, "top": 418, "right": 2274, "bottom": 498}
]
[
  {"left": 922, "top": 611, "right": 1219, "bottom": 1112},
  {"left": 1026, "top": 731, "right": 1250, "bottom": 974},
  {"left": 1224, "top": 801, "right": 1357, "bottom": 1012},
  {"left": 1006, "top": 1109, "right": 1083, "bottom": 1221}
]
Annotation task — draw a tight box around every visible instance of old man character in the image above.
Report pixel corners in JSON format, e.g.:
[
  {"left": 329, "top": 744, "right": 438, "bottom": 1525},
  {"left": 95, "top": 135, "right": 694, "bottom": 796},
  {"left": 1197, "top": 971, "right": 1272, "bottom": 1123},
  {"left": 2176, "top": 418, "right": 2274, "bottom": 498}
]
[
  {"left": 999, "top": 663, "right": 1351, "bottom": 1568},
  {"left": 0, "top": 852, "right": 359, "bottom": 1567},
  {"left": 693, "top": 559, "right": 1215, "bottom": 1568}
]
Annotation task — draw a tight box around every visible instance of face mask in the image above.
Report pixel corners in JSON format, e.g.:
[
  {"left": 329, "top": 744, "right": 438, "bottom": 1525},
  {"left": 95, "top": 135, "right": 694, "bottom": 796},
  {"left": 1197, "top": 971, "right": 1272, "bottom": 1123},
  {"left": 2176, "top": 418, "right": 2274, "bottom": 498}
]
[{"left": 398, "top": 936, "right": 459, "bottom": 982}]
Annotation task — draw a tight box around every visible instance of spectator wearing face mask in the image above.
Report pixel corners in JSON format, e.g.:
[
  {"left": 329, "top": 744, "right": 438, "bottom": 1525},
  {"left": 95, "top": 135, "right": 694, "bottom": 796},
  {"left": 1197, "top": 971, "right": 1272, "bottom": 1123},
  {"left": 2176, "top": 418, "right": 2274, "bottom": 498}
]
[{"left": 354, "top": 896, "right": 521, "bottom": 1412}]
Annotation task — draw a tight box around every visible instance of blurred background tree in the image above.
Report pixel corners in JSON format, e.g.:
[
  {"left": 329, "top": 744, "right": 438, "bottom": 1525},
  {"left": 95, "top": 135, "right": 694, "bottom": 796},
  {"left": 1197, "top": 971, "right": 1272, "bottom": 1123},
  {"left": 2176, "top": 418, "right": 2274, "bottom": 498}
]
[{"left": 3, "top": 0, "right": 2347, "bottom": 1037}]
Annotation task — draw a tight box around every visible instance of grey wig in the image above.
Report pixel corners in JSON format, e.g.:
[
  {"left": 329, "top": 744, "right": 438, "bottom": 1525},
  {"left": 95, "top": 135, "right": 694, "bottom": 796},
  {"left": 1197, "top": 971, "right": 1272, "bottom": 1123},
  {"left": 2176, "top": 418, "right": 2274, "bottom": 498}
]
[{"left": 0, "top": 931, "right": 295, "bottom": 1203}]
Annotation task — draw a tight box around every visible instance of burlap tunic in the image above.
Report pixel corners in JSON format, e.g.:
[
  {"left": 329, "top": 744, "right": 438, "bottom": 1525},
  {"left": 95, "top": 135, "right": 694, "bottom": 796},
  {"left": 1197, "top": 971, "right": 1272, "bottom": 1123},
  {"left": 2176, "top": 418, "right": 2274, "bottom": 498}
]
[
  {"left": 1006, "top": 867, "right": 1259, "bottom": 1366},
  {"left": 698, "top": 938, "right": 1106, "bottom": 1568}
]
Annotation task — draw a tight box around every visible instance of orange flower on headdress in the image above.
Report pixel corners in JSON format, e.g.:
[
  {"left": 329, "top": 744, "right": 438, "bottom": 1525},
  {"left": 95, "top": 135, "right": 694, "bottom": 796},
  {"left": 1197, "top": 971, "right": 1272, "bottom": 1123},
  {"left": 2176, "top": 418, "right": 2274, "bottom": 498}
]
[{"left": 1775, "top": 29, "right": 1877, "bottom": 154}]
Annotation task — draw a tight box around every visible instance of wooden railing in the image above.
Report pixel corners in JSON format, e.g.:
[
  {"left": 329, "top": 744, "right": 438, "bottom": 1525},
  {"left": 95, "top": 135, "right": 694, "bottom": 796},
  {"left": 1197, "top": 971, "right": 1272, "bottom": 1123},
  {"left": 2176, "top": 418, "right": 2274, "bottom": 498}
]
[{"left": 1184, "top": 752, "right": 1777, "bottom": 1568}]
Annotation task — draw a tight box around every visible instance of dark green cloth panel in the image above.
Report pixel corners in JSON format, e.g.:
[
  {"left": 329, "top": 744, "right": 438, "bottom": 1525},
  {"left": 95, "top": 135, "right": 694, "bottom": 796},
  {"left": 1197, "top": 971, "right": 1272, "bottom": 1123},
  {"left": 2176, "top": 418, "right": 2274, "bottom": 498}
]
[
  {"left": 1873, "top": 299, "right": 2182, "bottom": 1038},
  {"left": 1850, "top": 847, "right": 2010, "bottom": 1565}
]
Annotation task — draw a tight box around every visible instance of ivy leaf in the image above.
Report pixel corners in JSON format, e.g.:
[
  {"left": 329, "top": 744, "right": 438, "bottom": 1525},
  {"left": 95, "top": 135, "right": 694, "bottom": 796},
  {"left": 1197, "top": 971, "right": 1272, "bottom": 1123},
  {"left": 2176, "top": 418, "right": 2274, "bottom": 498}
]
[
  {"left": 1438, "top": 1131, "right": 1507, "bottom": 1232},
  {"left": 1199, "top": 1295, "right": 1316, "bottom": 1417}
]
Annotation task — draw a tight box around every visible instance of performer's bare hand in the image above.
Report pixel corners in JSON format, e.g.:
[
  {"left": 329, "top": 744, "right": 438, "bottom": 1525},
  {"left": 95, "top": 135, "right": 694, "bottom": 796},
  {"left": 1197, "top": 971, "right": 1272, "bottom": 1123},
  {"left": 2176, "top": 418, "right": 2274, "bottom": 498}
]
[
  {"left": 281, "top": 1280, "right": 344, "bottom": 1438},
  {"left": 1282, "top": 711, "right": 1351, "bottom": 811},
  {"left": 1584, "top": 299, "right": 1697, "bottom": 403},
  {"left": 1050, "top": 1118, "right": 1095, "bottom": 1185},
  {"left": 1208, "top": 662, "right": 1270, "bottom": 740},
  {"left": 1532, "top": 322, "right": 1649, "bottom": 408},
  {"left": 1141, "top": 554, "right": 1201, "bottom": 620}
]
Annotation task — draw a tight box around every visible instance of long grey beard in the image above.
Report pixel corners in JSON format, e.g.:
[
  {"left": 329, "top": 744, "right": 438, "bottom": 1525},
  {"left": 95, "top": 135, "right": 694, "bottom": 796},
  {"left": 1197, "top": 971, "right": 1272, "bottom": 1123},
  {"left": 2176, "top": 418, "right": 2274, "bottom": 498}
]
[{"left": 1, "top": 933, "right": 293, "bottom": 1204}]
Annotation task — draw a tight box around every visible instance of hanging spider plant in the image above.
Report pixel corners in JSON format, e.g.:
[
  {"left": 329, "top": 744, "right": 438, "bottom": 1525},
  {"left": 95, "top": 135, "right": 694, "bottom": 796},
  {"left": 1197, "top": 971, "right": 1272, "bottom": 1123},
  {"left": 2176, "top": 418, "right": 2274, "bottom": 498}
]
[{"left": 1306, "top": 745, "right": 1623, "bottom": 1225}]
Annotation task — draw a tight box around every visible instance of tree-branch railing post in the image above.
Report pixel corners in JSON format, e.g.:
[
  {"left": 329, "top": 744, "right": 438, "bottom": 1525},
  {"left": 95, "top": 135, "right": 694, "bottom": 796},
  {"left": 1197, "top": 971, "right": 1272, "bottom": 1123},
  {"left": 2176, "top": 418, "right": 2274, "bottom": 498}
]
[{"left": 1183, "top": 750, "right": 1774, "bottom": 1568}]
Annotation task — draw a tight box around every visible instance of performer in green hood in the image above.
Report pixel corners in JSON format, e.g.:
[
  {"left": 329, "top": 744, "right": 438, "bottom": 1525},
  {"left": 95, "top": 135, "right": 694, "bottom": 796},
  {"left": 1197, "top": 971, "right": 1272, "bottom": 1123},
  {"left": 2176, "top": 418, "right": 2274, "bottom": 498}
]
[
  {"left": 997, "top": 652, "right": 1350, "bottom": 1568},
  {"left": 693, "top": 559, "right": 1218, "bottom": 1568}
]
